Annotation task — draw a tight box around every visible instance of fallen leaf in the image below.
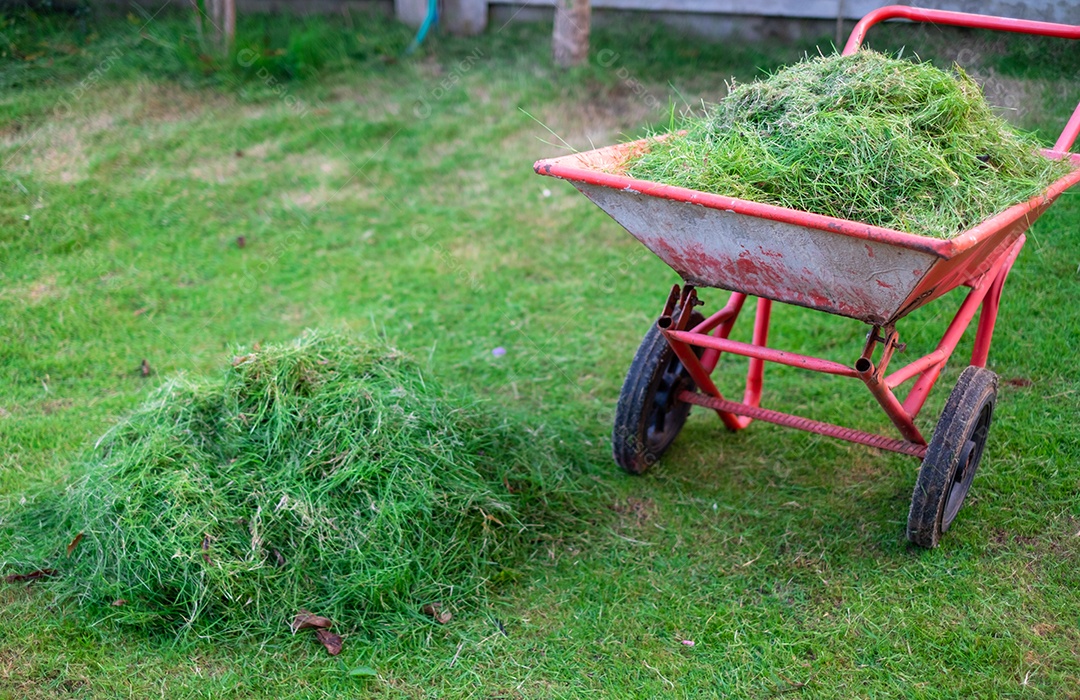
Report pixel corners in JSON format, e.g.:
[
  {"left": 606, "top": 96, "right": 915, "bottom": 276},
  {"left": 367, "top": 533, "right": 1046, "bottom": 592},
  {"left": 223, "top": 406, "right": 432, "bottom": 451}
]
[
  {"left": 231, "top": 353, "right": 256, "bottom": 366},
  {"left": 1005, "top": 377, "right": 1033, "bottom": 387},
  {"left": 201, "top": 534, "right": 212, "bottom": 565},
  {"left": 349, "top": 666, "right": 377, "bottom": 677},
  {"left": 291, "top": 610, "right": 333, "bottom": 633},
  {"left": 5, "top": 569, "right": 56, "bottom": 584},
  {"left": 66, "top": 532, "right": 84, "bottom": 555},
  {"left": 421, "top": 603, "right": 453, "bottom": 624},
  {"left": 112, "top": 599, "right": 127, "bottom": 606},
  {"left": 271, "top": 549, "right": 286, "bottom": 567},
  {"left": 316, "top": 629, "right": 343, "bottom": 655},
  {"left": 236, "top": 236, "right": 246, "bottom": 248},
  {"left": 140, "top": 359, "right": 152, "bottom": 377}
]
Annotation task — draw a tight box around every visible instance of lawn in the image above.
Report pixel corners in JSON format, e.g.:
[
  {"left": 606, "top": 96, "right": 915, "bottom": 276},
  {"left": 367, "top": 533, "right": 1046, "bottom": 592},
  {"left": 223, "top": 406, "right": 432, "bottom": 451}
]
[{"left": 1, "top": 8, "right": 1079, "bottom": 698}]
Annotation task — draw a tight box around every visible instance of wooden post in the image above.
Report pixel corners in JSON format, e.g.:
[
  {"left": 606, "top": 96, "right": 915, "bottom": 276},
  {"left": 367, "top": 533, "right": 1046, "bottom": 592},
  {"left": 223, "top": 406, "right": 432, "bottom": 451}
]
[
  {"left": 553, "top": 0, "right": 590, "bottom": 68},
  {"left": 223, "top": 0, "right": 236, "bottom": 55},
  {"left": 198, "top": 0, "right": 235, "bottom": 57}
]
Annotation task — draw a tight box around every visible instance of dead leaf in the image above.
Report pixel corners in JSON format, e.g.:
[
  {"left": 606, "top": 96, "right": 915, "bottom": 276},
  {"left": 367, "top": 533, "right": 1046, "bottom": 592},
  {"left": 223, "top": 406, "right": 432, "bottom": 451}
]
[
  {"left": 236, "top": 236, "right": 246, "bottom": 248},
  {"left": 315, "top": 629, "right": 343, "bottom": 655},
  {"left": 112, "top": 599, "right": 127, "bottom": 606},
  {"left": 422, "top": 603, "right": 452, "bottom": 624},
  {"left": 201, "top": 534, "right": 212, "bottom": 565},
  {"left": 271, "top": 549, "right": 285, "bottom": 567},
  {"left": 291, "top": 610, "right": 333, "bottom": 633},
  {"left": 140, "top": 359, "right": 152, "bottom": 378},
  {"left": 231, "top": 354, "right": 254, "bottom": 366},
  {"left": 1005, "top": 377, "right": 1033, "bottom": 387},
  {"left": 5, "top": 569, "right": 56, "bottom": 584},
  {"left": 66, "top": 532, "right": 84, "bottom": 555}
]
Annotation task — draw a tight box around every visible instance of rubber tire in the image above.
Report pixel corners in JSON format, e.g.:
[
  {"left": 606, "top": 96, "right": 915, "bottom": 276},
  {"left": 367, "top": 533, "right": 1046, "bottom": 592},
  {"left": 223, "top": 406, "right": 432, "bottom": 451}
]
[
  {"left": 907, "top": 366, "right": 998, "bottom": 548},
  {"left": 612, "top": 310, "right": 705, "bottom": 475}
]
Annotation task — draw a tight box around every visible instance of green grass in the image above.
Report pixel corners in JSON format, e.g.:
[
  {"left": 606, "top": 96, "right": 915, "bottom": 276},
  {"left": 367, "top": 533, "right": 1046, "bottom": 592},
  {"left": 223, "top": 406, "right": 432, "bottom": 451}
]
[
  {"left": 2, "top": 331, "right": 593, "bottom": 639},
  {"left": 2, "top": 7, "right": 1079, "bottom": 698},
  {"left": 625, "top": 50, "right": 1073, "bottom": 239}
]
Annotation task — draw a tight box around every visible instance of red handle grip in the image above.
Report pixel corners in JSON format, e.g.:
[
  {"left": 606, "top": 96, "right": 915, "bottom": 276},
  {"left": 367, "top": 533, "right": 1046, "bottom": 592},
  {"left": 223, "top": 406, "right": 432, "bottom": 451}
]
[{"left": 843, "top": 5, "right": 1080, "bottom": 153}]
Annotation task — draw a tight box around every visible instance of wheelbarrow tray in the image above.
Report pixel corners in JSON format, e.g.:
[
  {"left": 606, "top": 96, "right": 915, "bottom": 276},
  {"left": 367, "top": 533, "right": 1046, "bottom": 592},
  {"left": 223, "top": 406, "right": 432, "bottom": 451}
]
[{"left": 535, "top": 139, "right": 1080, "bottom": 325}]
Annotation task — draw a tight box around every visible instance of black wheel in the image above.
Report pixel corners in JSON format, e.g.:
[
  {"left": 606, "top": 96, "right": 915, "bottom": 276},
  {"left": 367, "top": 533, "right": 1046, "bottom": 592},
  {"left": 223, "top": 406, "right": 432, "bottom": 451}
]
[
  {"left": 612, "top": 310, "right": 705, "bottom": 475},
  {"left": 907, "top": 366, "right": 998, "bottom": 548}
]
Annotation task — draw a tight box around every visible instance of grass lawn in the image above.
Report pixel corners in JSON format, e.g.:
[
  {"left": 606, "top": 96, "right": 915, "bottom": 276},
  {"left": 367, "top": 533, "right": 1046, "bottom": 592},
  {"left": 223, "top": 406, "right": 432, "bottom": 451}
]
[{"left": 2, "top": 9, "right": 1079, "bottom": 698}]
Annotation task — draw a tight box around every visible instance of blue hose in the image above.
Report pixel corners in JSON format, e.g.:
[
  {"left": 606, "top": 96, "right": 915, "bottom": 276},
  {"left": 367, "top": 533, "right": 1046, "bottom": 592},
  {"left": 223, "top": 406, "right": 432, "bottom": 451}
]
[{"left": 405, "top": 0, "right": 438, "bottom": 55}]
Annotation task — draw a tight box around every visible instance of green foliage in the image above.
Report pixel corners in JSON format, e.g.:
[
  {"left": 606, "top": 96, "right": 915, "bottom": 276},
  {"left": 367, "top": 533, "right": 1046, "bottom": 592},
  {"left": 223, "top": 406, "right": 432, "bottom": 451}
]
[
  {"left": 0, "top": 7, "right": 411, "bottom": 90},
  {"left": 2, "top": 332, "right": 588, "bottom": 636},
  {"left": 990, "top": 33, "right": 1079, "bottom": 81},
  {"left": 627, "top": 50, "right": 1074, "bottom": 238}
]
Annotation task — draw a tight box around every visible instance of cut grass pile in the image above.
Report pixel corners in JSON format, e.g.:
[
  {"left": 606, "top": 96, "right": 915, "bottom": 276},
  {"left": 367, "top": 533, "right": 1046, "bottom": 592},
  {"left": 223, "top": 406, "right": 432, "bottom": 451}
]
[
  {"left": 1, "top": 331, "right": 587, "bottom": 637},
  {"left": 626, "top": 50, "right": 1074, "bottom": 238}
]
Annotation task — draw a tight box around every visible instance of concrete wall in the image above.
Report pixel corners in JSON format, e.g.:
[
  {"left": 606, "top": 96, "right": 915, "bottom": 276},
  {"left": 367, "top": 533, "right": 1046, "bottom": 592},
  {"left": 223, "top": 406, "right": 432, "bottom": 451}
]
[
  {"left": 236, "top": 0, "right": 391, "bottom": 13},
  {"left": 76, "top": 0, "right": 1080, "bottom": 36},
  {"left": 488, "top": 1, "right": 1080, "bottom": 23},
  {"left": 414, "top": 0, "right": 1080, "bottom": 36}
]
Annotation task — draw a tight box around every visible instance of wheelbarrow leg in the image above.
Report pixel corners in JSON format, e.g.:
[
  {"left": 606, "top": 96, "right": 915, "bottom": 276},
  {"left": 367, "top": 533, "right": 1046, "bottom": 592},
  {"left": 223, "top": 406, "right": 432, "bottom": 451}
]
[
  {"left": 971, "top": 235, "right": 1025, "bottom": 368},
  {"left": 856, "top": 327, "right": 927, "bottom": 445},
  {"left": 699, "top": 292, "right": 748, "bottom": 373},
  {"left": 740, "top": 298, "right": 772, "bottom": 423},
  {"left": 657, "top": 286, "right": 748, "bottom": 431},
  {"left": 901, "top": 235, "right": 1025, "bottom": 418},
  {"left": 694, "top": 292, "right": 771, "bottom": 430}
]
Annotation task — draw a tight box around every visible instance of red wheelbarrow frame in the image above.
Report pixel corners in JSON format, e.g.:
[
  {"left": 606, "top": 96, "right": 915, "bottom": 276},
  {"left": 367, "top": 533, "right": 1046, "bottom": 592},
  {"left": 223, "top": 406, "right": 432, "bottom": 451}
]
[
  {"left": 536, "top": 5, "right": 1080, "bottom": 460},
  {"left": 653, "top": 7, "right": 1080, "bottom": 458},
  {"left": 658, "top": 235, "right": 1018, "bottom": 459}
]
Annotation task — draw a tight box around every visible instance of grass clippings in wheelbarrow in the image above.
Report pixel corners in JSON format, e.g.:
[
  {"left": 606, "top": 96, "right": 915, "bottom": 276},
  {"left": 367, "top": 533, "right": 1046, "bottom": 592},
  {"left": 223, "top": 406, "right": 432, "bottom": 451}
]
[
  {"left": 0, "top": 331, "right": 588, "bottom": 639},
  {"left": 625, "top": 50, "right": 1074, "bottom": 239}
]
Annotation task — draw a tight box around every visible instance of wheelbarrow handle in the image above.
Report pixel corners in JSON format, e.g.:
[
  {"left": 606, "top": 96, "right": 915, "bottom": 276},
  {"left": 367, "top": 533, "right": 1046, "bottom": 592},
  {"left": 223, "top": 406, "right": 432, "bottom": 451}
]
[{"left": 843, "top": 5, "right": 1080, "bottom": 154}]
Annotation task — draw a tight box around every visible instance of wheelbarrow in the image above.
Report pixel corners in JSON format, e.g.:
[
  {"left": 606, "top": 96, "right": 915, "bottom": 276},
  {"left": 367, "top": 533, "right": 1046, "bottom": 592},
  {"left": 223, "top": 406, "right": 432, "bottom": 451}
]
[{"left": 534, "top": 5, "right": 1080, "bottom": 547}]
